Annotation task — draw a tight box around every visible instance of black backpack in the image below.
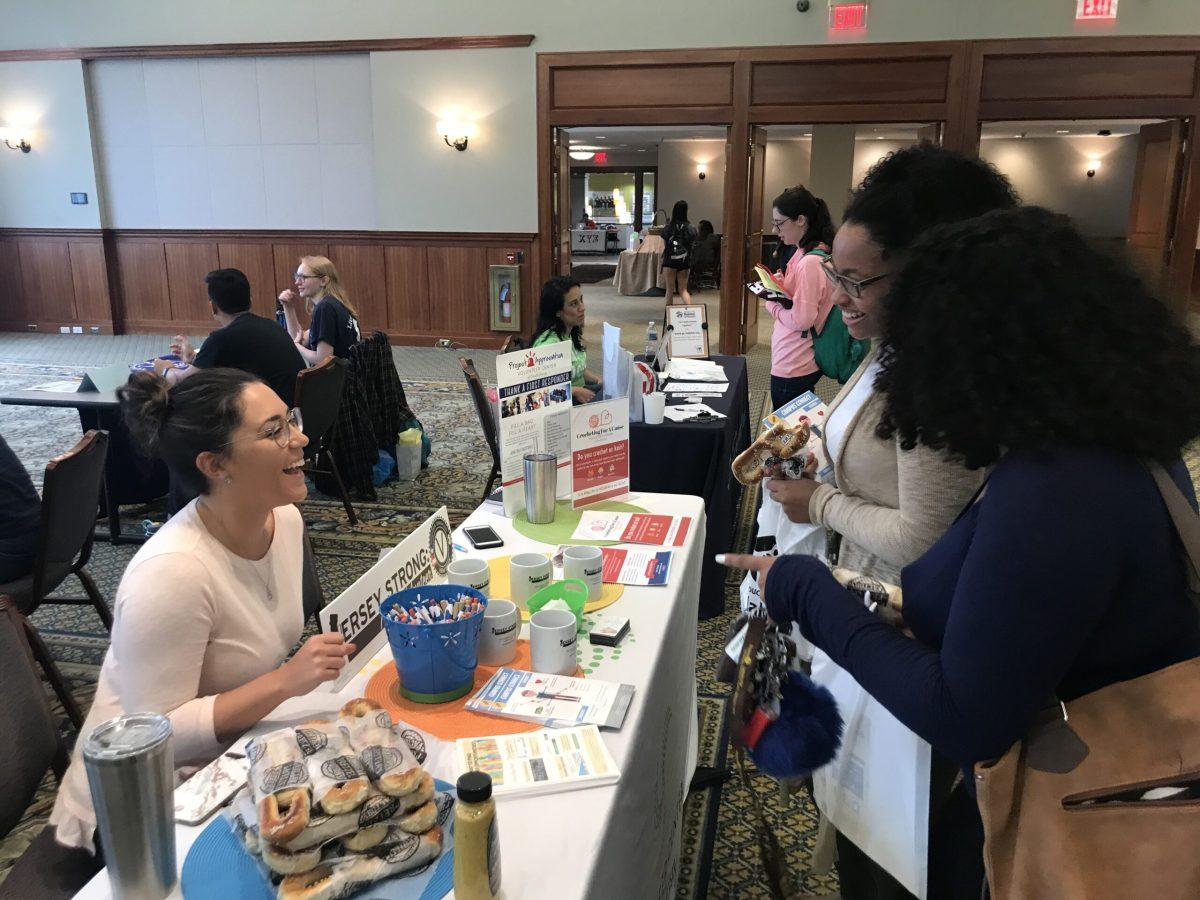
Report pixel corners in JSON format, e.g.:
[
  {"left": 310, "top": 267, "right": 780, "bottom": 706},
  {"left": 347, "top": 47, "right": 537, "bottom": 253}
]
[{"left": 667, "top": 222, "right": 693, "bottom": 265}]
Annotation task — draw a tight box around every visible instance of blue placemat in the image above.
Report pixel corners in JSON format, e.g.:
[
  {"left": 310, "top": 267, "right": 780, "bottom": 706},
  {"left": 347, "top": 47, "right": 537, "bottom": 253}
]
[{"left": 180, "top": 779, "right": 456, "bottom": 900}]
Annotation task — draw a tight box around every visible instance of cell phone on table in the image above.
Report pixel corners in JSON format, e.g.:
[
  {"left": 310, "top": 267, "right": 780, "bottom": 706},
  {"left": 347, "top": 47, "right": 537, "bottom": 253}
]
[{"left": 464, "top": 525, "right": 504, "bottom": 549}]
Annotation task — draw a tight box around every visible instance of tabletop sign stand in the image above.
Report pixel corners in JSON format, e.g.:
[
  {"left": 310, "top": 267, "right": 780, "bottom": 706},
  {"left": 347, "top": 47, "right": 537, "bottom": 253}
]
[{"left": 663, "top": 303, "right": 709, "bottom": 359}]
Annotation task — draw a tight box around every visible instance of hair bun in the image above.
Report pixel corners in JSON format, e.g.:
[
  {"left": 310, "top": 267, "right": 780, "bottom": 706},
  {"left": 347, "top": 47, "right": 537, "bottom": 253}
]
[{"left": 118, "top": 370, "right": 172, "bottom": 454}]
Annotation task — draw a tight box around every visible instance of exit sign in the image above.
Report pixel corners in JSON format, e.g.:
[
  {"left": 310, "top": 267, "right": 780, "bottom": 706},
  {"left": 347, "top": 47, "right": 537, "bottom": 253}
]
[
  {"left": 1076, "top": 0, "right": 1117, "bottom": 20},
  {"left": 593, "top": 151, "right": 608, "bottom": 164},
  {"left": 830, "top": 2, "right": 868, "bottom": 30}
]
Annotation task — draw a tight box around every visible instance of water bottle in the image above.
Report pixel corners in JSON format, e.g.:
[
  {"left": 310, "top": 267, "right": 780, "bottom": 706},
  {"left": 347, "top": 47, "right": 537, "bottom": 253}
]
[{"left": 645, "top": 321, "right": 658, "bottom": 359}]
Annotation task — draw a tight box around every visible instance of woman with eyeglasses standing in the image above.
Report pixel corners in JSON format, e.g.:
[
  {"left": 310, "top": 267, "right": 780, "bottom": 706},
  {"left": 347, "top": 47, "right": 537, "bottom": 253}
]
[
  {"left": 277, "top": 255, "right": 362, "bottom": 365},
  {"left": 49, "top": 369, "right": 354, "bottom": 853},
  {"left": 765, "top": 185, "right": 838, "bottom": 410},
  {"left": 758, "top": 145, "right": 1017, "bottom": 900}
]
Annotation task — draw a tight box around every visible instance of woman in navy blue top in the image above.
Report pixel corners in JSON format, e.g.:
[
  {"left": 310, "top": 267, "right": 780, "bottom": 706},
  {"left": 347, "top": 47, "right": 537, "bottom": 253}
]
[{"left": 726, "top": 207, "right": 1200, "bottom": 897}]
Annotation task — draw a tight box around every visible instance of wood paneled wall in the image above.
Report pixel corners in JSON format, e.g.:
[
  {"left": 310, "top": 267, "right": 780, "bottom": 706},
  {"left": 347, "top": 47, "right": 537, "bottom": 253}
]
[{"left": 0, "top": 229, "right": 537, "bottom": 347}]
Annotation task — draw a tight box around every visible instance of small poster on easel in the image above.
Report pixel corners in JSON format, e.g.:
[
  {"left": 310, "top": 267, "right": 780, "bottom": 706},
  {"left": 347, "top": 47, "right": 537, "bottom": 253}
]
[{"left": 664, "top": 303, "right": 709, "bottom": 358}]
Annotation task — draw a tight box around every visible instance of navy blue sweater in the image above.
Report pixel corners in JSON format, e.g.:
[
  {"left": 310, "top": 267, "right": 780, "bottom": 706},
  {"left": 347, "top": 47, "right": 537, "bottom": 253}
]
[{"left": 767, "top": 449, "right": 1200, "bottom": 773}]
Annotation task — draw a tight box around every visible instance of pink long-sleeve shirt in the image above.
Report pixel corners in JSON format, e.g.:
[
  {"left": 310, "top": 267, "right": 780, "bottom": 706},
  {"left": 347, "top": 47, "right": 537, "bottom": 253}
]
[{"left": 765, "top": 247, "right": 836, "bottom": 378}]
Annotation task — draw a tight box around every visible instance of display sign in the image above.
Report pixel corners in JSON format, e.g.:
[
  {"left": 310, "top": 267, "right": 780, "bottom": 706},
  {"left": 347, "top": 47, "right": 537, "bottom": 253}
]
[
  {"left": 497, "top": 344, "right": 574, "bottom": 516},
  {"left": 319, "top": 507, "right": 454, "bottom": 690},
  {"left": 829, "top": 1, "right": 868, "bottom": 30},
  {"left": 571, "top": 398, "right": 630, "bottom": 508},
  {"left": 664, "top": 303, "right": 709, "bottom": 359},
  {"left": 1076, "top": 0, "right": 1117, "bottom": 20}
]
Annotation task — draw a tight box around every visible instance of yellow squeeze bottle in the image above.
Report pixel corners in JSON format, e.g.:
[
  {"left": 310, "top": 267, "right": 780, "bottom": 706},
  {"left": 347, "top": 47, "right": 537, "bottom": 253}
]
[{"left": 454, "top": 771, "right": 501, "bottom": 900}]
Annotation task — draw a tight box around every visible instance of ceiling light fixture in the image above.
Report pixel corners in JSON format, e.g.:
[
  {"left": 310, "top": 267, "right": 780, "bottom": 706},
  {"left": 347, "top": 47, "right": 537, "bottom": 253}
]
[{"left": 569, "top": 150, "right": 595, "bottom": 161}]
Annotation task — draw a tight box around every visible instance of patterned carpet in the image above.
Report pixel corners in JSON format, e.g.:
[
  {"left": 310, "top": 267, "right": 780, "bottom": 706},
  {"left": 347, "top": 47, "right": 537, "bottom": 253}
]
[{"left": 0, "top": 363, "right": 838, "bottom": 898}]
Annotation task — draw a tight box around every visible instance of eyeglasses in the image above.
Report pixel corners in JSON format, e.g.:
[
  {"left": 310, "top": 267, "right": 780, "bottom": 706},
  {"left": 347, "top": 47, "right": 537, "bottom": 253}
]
[
  {"left": 223, "top": 409, "right": 304, "bottom": 449},
  {"left": 771, "top": 218, "right": 789, "bottom": 231},
  {"left": 294, "top": 272, "right": 319, "bottom": 281},
  {"left": 819, "top": 255, "right": 891, "bottom": 299}
]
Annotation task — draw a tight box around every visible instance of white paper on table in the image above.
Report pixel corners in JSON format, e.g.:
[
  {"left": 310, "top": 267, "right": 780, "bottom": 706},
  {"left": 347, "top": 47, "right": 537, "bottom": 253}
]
[
  {"left": 601, "top": 546, "right": 672, "bottom": 586},
  {"left": 811, "top": 651, "right": 931, "bottom": 899},
  {"left": 662, "top": 358, "right": 727, "bottom": 383},
  {"left": 571, "top": 510, "right": 692, "bottom": 546},
  {"left": 663, "top": 382, "right": 730, "bottom": 394},
  {"left": 455, "top": 725, "right": 622, "bottom": 797},
  {"left": 465, "top": 668, "right": 635, "bottom": 730},
  {"left": 662, "top": 403, "right": 725, "bottom": 422},
  {"left": 31, "top": 379, "right": 83, "bottom": 393}
]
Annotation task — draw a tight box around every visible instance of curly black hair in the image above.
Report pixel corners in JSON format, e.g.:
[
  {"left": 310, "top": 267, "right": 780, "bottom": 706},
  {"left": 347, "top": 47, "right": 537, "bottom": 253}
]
[
  {"left": 843, "top": 143, "right": 1018, "bottom": 257},
  {"left": 874, "top": 206, "right": 1200, "bottom": 468}
]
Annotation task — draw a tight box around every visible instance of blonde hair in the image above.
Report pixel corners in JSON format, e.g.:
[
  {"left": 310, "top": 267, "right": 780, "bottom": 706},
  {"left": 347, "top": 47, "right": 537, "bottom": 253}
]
[{"left": 300, "top": 255, "right": 360, "bottom": 320}]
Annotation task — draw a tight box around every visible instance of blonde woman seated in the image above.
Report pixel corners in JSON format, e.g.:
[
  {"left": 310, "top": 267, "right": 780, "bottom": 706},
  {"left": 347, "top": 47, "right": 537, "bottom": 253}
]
[
  {"left": 50, "top": 369, "right": 354, "bottom": 852},
  {"left": 278, "top": 255, "right": 362, "bottom": 365}
]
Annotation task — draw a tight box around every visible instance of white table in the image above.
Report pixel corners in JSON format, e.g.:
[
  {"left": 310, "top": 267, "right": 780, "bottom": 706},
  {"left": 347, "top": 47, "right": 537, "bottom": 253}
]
[{"left": 76, "top": 492, "right": 705, "bottom": 900}]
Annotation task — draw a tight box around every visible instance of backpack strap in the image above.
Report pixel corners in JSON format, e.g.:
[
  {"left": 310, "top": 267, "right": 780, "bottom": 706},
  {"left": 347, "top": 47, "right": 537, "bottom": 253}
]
[
  {"left": 1146, "top": 461, "right": 1200, "bottom": 604},
  {"left": 796, "top": 247, "right": 832, "bottom": 338}
]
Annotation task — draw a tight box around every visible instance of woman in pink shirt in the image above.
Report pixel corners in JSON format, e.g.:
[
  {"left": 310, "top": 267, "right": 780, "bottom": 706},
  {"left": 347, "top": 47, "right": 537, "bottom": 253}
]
[{"left": 766, "top": 185, "right": 838, "bottom": 409}]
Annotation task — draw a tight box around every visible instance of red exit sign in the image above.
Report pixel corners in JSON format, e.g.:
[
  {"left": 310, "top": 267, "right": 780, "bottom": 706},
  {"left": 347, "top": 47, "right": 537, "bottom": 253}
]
[
  {"left": 830, "top": 2, "right": 868, "bottom": 30},
  {"left": 1076, "top": 0, "right": 1117, "bottom": 20},
  {"left": 593, "top": 151, "right": 608, "bottom": 164}
]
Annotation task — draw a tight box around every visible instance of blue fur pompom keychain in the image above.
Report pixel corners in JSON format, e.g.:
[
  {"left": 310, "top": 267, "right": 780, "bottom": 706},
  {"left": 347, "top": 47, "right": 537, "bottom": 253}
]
[{"left": 748, "top": 669, "right": 844, "bottom": 779}]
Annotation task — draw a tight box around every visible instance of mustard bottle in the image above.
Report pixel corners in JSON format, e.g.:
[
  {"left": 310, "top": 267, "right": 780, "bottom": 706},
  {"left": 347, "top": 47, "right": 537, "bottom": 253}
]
[{"left": 454, "top": 771, "right": 501, "bottom": 900}]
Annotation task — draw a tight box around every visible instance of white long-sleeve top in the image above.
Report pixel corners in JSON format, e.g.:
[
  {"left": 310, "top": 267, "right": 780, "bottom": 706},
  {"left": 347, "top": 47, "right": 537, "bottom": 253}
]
[{"left": 50, "top": 500, "right": 305, "bottom": 851}]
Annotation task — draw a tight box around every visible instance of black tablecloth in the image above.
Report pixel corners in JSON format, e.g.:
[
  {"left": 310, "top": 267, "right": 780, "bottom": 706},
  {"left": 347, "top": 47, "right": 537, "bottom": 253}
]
[{"left": 630, "top": 355, "right": 751, "bottom": 619}]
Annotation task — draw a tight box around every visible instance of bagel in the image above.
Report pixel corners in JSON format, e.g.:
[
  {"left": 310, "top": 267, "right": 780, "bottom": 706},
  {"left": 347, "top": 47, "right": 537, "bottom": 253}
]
[
  {"left": 318, "top": 775, "right": 370, "bottom": 815},
  {"left": 258, "top": 788, "right": 311, "bottom": 845},
  {"left": 341, "top": 823, "right": 388, "bottom": 852},
  {"left": 732, "top": 420, "right": 812, "bottom": 486},
  {"left": 278, "top": 865, "right": 336, "bottom": 900},
  {"left": 261, "top": 842, "right": 322, "bottom": 876},
  {"left": 396, "top": 799, "right": 437, "bottom": 834},
  {"left": 339, "top": 698, "right": 382, "bottom": 718},
  {"left": 278, "top": 791, "right": 402, "bottom": 852},
  {"left": 278, "top": 827, "right": 444, "bottom": 900},
  {"left": 300, "top": 720, "right": 371, "bottom": 817},
  {"left": 395, "top": 772, "right": 435, "bottom": 813}
]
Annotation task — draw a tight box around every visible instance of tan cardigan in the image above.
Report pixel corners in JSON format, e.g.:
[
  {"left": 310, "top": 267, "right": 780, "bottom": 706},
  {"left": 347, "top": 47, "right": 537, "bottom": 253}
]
[{"left": 808, "top": 349, "right": 986, "bottom": 583}]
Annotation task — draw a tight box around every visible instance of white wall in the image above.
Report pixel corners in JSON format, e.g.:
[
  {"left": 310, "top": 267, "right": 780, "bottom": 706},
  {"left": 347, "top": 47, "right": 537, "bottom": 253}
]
[
  {"left": 657, "top": 139, "right": 725, "bottom": 232},
  {"left": 0, "top": 59, "right": 100, "bottom": 228},
  {"left": 761, "top": 140, "right": 812, "bottom": 230},
  {"left": 371, "top": 48, "right": 536, "bottom": 232},
  {"left": 89, "top": 55, "right": 375, "bottom": 229}
]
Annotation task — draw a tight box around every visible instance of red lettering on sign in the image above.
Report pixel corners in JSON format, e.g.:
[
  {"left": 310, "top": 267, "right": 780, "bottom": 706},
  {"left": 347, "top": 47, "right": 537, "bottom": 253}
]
[{"left": 829, "top": 2, "right": 868, "bottom": 30}]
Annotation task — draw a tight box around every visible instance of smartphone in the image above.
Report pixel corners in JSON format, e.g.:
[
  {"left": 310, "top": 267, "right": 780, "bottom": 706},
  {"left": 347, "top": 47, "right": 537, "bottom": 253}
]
[{"left": 463, "top": 525, "right": 504, "bottom": 550}]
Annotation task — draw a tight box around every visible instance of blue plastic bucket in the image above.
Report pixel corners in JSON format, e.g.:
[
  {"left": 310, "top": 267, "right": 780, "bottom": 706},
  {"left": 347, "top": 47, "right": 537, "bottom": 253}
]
[{"left": 380, "top": 584, "right": 488, "bottom": 703}]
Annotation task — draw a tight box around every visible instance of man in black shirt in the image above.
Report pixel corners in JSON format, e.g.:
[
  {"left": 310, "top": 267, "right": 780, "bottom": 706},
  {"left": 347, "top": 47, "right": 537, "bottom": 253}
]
[{"left": 157, "top": 269, "right": 305, "bottom": 406}]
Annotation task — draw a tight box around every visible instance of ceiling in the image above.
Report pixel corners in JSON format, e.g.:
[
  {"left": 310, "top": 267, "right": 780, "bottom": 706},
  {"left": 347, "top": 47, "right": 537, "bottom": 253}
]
[
  {"left": 566, "top": 125, "right": 726, "bottom": 153},
  {"left": 978, "top": 118, "right": 1161, "bottom": 139}
]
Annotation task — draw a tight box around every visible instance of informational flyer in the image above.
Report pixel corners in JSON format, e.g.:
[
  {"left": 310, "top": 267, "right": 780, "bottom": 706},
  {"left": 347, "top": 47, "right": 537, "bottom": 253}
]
[
  {"left": 496, "top": 344, "right": 574, "bottom": 516},
  {"left": 465, "top": 669, "right": 635, "bottom": 730},
  {"left": 571, "top": 511, "right": 692, "bottom": 547},
  {"left": 455, "top": 725, "right": 621, "bottom": 797},
  {"left": 665, "top": 303, "right": 709, "bottom": 358},
  {"left": 601, "top": 547, "right": 672, "bottom": 586},
  {"left": 571, "top": 398, "right": 630, "bottom": 508},
  {"left": 764, "top": 389, "right": 832, "bottom": 480}
]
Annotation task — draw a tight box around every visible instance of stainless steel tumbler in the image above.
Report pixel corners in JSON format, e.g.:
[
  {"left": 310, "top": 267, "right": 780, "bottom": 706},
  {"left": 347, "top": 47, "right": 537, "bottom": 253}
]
[
  {"left": 523, "top": 452, "right": 558, "bottom": 524},
  {"left": 83, "top": 713, "right": 177, "bottom": 900}
]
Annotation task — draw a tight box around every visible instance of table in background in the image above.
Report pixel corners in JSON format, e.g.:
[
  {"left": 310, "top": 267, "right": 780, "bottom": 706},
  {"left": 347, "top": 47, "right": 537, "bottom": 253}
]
[
  {"left": 0, "top": 388, "right": 167, "bottom": 544},
  {"left": 630, "top": 355, "right": 751, "bottom": 618},
  {"left": 612, "top": 249, "right": 666, "bottom": 295},
  {"left": 74, "top": 492, "right": 705, "bottom": 900}
]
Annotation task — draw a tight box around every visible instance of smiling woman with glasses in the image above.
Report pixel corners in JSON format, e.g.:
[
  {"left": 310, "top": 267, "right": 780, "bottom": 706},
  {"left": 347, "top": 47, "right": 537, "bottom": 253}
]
[
  {"left": 277, "top": 255, "right": 362, "bottom": 366},
  {"left": 50, "top": 367, "right": 354, "bottom": 854}
]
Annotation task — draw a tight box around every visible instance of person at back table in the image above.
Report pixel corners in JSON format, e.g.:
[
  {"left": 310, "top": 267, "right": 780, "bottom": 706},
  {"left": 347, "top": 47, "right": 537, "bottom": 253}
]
[
  {"left": 532, "top": 276, "right": 603, "bottom": 404},
  {"left": 277, "top": 255, "right": 362, "bottom": 365},
  {"left": 158, "top": 268, "right": 305, "bottom": 407}
]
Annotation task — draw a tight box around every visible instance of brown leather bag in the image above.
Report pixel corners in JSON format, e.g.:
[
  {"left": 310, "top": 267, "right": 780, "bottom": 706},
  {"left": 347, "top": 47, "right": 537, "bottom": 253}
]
[{"left": 974, "top": 462, "right": 1200, "bottom": 899}]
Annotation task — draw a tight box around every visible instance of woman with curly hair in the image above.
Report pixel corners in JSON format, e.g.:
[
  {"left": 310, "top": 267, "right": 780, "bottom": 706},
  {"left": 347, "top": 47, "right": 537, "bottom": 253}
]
[{"left": 726, "top": 206, "right": 1200, "bottom": 897}]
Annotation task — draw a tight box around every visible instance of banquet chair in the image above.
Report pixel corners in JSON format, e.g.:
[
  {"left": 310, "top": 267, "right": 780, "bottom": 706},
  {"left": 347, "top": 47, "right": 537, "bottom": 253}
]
[
  {"left": 0, "top": 597, "right": 101, "bottom": 899},
  {"left": 0, "top": 430, "right": 113, "bottom": 636},
  {"left": 294, "top": 357, "right": 358, "bottom": 525},
  {"left": 458, "top": 357, "right": 502, "bottom": 502}
]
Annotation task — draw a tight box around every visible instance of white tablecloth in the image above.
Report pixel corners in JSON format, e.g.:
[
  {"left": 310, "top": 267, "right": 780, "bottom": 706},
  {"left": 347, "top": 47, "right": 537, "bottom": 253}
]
[{"left": 75, "top": 492, "right": 705, "bottom": 900}]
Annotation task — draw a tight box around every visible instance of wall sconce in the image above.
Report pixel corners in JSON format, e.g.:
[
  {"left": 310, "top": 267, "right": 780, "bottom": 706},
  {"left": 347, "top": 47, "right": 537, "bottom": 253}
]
[
  {"left": 696, "top": 162, "right": 708, "bottom": 181},
  {"left": 436, "top": 119, "right": 476, "bottom": 151},
  {"left": 0, "top": 127, "right": 31, "bottom": 153},
  {"left": 1086, "top": 157, "right": 1101, "bottom": 178}
]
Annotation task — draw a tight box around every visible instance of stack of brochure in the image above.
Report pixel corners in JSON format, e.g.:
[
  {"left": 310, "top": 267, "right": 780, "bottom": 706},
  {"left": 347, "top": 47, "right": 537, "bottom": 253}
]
[
  {"left": 455, "top": 724, "right": 621, "bottom": 797},
  {"left": 465, "top": 668, "right": 634, "bottom": 730}
]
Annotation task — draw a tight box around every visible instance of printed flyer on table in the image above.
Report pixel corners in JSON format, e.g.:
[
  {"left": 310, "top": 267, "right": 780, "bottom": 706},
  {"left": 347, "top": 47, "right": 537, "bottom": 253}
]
[{"left": 571, "top": 398, "right": 630, "bottom": 508}]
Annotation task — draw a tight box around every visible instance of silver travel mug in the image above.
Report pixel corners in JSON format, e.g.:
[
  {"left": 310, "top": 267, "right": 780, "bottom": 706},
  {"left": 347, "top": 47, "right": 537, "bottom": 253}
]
[
  {"left": 523, "top": 452, "right": 558, "bottom": 524},
  {"left": 83, "top": 713, "right": 177, "bottom": 900}
]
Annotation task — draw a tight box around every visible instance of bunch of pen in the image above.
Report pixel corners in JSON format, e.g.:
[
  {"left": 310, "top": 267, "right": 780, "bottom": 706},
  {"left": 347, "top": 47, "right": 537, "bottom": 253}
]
[{"left": 385, "top": 593, "right": 483, "bottom": 625}]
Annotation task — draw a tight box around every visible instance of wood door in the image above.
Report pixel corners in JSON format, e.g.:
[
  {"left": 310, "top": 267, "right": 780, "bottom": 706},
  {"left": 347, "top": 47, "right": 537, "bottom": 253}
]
[
  {"left": 742, "top": 126, "right": 768, "bottom": 351},
  {"left": 1126, "top": 120, "right": 1184, "bottom": 290},
  {"left": 554, "top": 128, "right": 572, "bottom": 276}
]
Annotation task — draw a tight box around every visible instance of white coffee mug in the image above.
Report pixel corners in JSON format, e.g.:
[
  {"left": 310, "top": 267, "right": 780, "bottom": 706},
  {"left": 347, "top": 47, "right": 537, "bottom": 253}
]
[
  {"left": 530, "top": 608, "right": 578, "bottom": 676},
  {"left": 478, "top": 599, "right": 519, "bottom": 666},
  {"left": 447, "top": 557, "right": 491, "bottom": 598},
  {"left": 643, "top": 392, "right": 666, "bottom": 425},
  {"left": 563, "top": 545, "right": 604, "bottom": 601},
  {"left": 509, "top": 552, "right": 552, "bottom": 611}
]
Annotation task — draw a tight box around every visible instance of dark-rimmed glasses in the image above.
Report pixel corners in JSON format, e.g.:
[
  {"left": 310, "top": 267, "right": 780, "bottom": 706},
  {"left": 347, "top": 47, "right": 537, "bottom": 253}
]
[
  {"left": 819, "top": 255, "right": 891, "bottom": 299},
  {"left": 223, "top": 409, "right": 304, "bottom": 449}
]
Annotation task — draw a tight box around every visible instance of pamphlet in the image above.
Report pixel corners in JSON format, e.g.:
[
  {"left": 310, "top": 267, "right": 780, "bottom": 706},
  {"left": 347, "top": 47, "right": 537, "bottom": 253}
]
[
  {"left": 455, "top": 725, "right": 621, "bottom": 797},
  {"left": 465, "top": 668, "right": 635, "bottom": 729},
  {"left": 570, "top": 398, "right": 630, "bottom": 508},
  {"left": 601, "top": 547, "right": 672, "bottom": 586},
  {"left": 571, "top": 511, "right": 692, "bottom": 546},
  {"left": 763, "top": 390, "right": 832, "bottom": 480},
  {"left": 753, "top": 264, "right": 786, "bottom": 294}
]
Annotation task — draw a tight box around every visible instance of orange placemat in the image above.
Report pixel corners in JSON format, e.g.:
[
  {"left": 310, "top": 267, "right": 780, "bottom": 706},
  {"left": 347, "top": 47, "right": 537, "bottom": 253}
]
[
  {"left": 364, "top": 639, "right": 582, "bottom": 741},
  {"left": 486, "top": 556, "right": 623, "bottom": 620}
]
